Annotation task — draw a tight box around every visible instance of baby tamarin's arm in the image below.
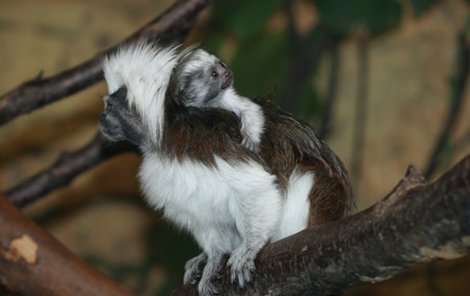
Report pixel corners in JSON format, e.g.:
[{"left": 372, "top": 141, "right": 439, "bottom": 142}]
[{"left": 172, "top": 48, "right": 264, "bottom": 151}]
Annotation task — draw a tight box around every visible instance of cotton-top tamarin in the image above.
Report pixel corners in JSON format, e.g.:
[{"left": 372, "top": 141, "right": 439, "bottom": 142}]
[{"left": 100, "top": 42, "right": 351, "bottom": 296}]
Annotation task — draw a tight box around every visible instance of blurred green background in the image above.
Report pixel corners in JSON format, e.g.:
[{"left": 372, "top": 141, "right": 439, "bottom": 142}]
[{"left": 1, "top": 0, "right": 469, "bottom": 295}]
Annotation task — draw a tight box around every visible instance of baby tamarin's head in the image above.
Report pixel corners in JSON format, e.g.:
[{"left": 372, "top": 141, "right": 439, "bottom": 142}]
[{"left": 172, "top": 48, "right": 233, "bottom": 107}]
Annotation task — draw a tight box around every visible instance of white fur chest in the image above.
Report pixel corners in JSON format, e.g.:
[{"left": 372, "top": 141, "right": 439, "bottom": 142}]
[
  {"left": 138, "top": 153, "right": 283, "bottom": 254},
  {"left": 139, "top": 154, "right": 233, "bottom": 227}
]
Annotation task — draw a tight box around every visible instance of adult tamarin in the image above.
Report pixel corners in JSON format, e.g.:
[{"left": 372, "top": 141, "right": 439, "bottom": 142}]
[{"left": 100, "top": 42, "right": 352, "bottom": 296}]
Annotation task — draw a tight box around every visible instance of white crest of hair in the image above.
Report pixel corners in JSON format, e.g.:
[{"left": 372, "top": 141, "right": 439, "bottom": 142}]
[
  {"left": 103, "top": 42, "right": 179, "bottom": 145},
  {"left": 274, "top": 171, "right": 314, "bottom": 240},
  {"left": 177, "top": 46, "right": 210, "bottom": 77}
]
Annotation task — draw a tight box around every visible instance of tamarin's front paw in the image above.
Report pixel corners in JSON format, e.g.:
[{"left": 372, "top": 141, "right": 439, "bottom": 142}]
[
  {"left": 184, "top": 253, "right": 207, "bottom": 285},
  {"left": 227, "top": 248, "right": 257, "bottom": 287},
  {"left": 198, "top": 278, "right": 221, "bottom": 296},
  {"left": 241, "top": 135, "right": 260, "bottom": 152}
]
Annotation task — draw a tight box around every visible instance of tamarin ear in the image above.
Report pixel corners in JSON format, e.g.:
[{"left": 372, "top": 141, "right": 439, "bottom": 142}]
[
  {"left": 111, "top": 86, "right": 128, "bottom": 104},
  {"left": 105, "top": 86, "right": 129, "bottom": 111}
]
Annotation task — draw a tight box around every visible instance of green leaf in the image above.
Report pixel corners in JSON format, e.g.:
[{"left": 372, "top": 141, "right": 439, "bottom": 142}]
[
  {"left": 203, "top": 30, "right": 225, "bottom": 54},
  {"left": 315, "top": 0, "right": 402, "bottom": 35},
  {"left": 295, "top": 81, "right": 321, "bottom": 120},
  {"left": 230, "top": 31, "right": 289, "bottom": 98},
  {"left": 213, "top": 0, "right": 284, "bottom": 38},
  {"left": 150, "top": 223, "right": 199, "bottom": 271},
  {"left": 410, "top": 0, "right": 438, "bottom": 16}
]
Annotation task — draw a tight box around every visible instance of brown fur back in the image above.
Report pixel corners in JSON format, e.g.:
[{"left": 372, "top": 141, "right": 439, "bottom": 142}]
[
  {"left": 162, "top": 96, "right": 352, "bottom": 226},
  {"left": 257, "top": 98, "right": 352, "bottom": 225}
]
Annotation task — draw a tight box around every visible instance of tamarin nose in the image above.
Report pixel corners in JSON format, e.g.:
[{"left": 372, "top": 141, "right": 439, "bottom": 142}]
[
  {"left": 222, "top": 69, "right": 229, "bottom": 79},
  {"left": 216, "top": 62, "right": 229, "bottom": 77},
  {"left": 220, "top": 69, "right": 232, "bottom": 89},
  {"left": 216, "top": 67, "right": 227, "bottom": 78}
]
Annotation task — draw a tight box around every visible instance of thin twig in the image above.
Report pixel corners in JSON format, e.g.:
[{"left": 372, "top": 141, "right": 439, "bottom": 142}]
[
  {"left": 0, "top": 0, "right": 210, "bottom": 126},
  {"left": 319, "top": 38, "right": 341, "bottom": 139},
  {"left": 284, "top": 0, "right": 301, "bottom": 57},
  {"left": 282, "top": 29, "right": 336, "bottom": 112},
  {"left": 5, "top": 135, "right": 136, "bottom": 208},
  {"left": 424, "top": 32, "right": 470, "bottom": 178},
  {"left": 282, "top": 0, "right": 338, "bottom": 114},
  {"left": 281, "top": 0, "right": 302, "bottom": 112},
  {"left": 350, "top": 31, "right": 369, "bottom": 193}
]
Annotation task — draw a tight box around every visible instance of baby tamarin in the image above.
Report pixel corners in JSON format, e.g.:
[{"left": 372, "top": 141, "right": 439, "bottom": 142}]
[
  {"left": 100, "top": 42, "right": 351, "bottom": 296},
  {"left": 170, "top": 47, "right": 264, "bottom": 151}
]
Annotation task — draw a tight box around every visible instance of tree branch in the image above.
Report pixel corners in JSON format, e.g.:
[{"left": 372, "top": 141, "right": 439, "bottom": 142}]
[
  {"left": 3, "top": 0, "right": 211, "bottom": 207},
  {"left": 170, "top": 154, "right": 470, "bottom": 295},
  {"left": 281, "top": 23, "right": 338, "bottom": 113},
  {"left": 350, "top": 32, "right": 369, "bottom": 193},
  {"left": 424, "top": 31, "right": 470, "bottom": 178},
  {"left": 0, "top": 193, "right": 133, "bottom": 296},
  {"left": 0, "top": 0, "right": 210, "bottom": 126},
  {"left": 5, "top": 134, "right": 136, "bottom": 208},
  {"left": 319, "top": 38, "right": 341, "bottom": 140}
]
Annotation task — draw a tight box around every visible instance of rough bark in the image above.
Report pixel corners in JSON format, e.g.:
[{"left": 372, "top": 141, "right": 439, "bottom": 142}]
[
  {"left": 0, "top": 193, "right": 134, "bottom": 296},
  {"left": 0, "top": 0, "right": 210, "bottom": 125},
  {"left": 170, "top": 155, "right": 470, "bottom": 296}
]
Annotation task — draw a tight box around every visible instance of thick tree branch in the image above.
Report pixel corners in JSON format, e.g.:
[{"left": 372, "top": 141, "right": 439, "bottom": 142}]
[
  {"left": 0, "top": 193, "right": 133, "bottom": 296},
  {"left": 0, "top": 0, "right": 210, "bottom": 125},
  {"left": 5, "top": 134, "right": 136, "bottom": 208},
  {"left": 170, "top": 154, "right": 470, "bottom": 296}
]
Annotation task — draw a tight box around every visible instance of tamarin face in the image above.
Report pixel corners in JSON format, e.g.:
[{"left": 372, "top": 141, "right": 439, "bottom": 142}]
[
  {"left": 175, "top": 49, "right": 233, "bottom": 107},
  {"left": 100, "top": 86, "right": 146, "bottom": 148}
]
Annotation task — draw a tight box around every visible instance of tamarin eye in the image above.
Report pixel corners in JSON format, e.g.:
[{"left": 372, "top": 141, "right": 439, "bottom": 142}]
[{"left": 211, "top": 71, "right": 218, "bottom": 78}]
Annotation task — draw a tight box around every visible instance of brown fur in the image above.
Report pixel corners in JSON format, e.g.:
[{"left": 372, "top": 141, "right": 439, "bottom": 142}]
[
  {"left": 162, "top": 94, "right": 352, "bottom": 225},
  {"left": 102, "top": 88, "right": 352, "bottom": 227},
  {"left": 161, "top": 97, "right": 264, "bottom": 167},
  {"left": 256, "top": 97, "right": 352, "bottom": 224}
]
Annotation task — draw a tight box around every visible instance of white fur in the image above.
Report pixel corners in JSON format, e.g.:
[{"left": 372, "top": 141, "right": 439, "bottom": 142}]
[
  {"left": 103, "top": 43, "right": 316, "bottom": 293},
  {"left": 275, "top": 171, "right": 314, "bottom": 240},
  {"left": 103, "top": 43, "right": 179, "bottom": 145},
  {"left": 178, "top": 49, "right": 265, "bottom": 151},
  {"left": 209, "top": 88, "right": 265, "bottom": 151},
  {"left": 139, "top": 153, "right": 283, "bottom": 254}
]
